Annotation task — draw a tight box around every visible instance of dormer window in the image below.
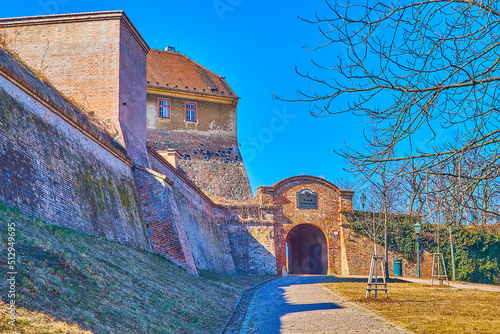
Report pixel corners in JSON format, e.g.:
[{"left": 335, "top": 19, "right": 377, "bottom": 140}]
[
  {"left": 159, "top": 98, "right": 170, "bottom": 118},
  {"left": 186, "top": 102, "right": 197, "bottom": 122}
]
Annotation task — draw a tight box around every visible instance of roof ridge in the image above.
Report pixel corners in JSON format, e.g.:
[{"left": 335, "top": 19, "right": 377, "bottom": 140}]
[
  {"left": 148, "top": 48, "right": 238, "bottom": 98},
  {"left": 151, "top": 48, "right": 226, "bottom": 80}
]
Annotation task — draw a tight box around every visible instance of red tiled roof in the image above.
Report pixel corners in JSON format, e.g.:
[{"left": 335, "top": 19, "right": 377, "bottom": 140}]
[{"left": 147, "top": 49, "right": 238, "bottom": 99}]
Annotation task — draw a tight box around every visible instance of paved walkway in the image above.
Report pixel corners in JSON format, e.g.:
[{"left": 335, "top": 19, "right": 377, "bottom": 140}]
[
  {"left": 397, "top": 276, "right": 500, "bottom": 292},
  {"left": 240, "top": 276, "right": 412, "bottom": 334}
]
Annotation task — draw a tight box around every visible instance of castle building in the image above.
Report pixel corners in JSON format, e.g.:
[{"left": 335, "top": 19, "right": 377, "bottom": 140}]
[
  {"left": 0, "top": 11, "right": 420, "bottom": 278},
  {"left": 145, "top": 49, "right": 252, "bottom": 201}
]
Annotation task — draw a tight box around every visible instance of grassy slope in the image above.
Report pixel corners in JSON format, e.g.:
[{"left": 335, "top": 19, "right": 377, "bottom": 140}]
[{"left": 0, "top": 204, "right": 270, "bottom": 334}]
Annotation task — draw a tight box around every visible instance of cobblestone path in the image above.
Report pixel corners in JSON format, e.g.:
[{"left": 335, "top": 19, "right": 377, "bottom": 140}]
[{"left": 239, "top": 276, "right": 412, "bottom": 334}]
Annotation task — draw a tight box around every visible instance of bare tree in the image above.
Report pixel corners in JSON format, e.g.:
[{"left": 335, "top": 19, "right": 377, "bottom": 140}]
[
  {"left": 332, "top": 176, "right": 359, "bottom": 190},
  {"left": 283, "top": 0, "right": 500, "bottom": 213},
  {"left": 347, "top": 121, "right": 404, "bottom": 277},
  {"left": 401, "top": 160, "right": 426, "bottom": 215},
  {"left": 348, "top": 185, "right": 385, "bottom": 251}
]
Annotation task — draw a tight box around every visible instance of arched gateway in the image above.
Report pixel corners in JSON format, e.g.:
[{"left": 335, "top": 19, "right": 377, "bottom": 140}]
[
  {"left": 287, "top": 224, "right": 328, "bottom": 274},
  {"left": 257, "top": 175, "right": 354, "bottom": 276}
]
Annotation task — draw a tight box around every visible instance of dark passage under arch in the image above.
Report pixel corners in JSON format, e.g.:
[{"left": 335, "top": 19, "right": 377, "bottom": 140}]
[{"left": 286, "top": 224, "right": 328, "bottom": 275}]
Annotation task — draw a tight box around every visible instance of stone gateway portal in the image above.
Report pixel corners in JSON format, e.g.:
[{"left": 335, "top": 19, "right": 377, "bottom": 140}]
[
  {"left": 287, "top": 224, "right": 328, "bottom": 274},
  {"left": 257, "top": 175, "right": 354, "bottom": 276}
]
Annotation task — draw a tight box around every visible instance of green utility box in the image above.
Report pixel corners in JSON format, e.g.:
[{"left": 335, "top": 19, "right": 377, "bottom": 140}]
[{"left": 394, "top": 259, "right": 403, "bottom": 277}]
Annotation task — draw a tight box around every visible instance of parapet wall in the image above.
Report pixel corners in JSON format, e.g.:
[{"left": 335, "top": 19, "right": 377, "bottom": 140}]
[{"left": 145, "top": 149, "right": 236, "bottom": 274}]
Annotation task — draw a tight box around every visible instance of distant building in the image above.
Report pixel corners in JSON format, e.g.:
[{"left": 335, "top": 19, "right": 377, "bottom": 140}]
[{"left": 146, "top": 49, "right": 252, "bottom": 201}]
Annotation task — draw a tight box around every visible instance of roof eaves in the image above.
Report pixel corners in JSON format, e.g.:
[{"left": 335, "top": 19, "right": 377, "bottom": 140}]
[{"left": 146, "top": 84, "right": 240, "bottom": 100}]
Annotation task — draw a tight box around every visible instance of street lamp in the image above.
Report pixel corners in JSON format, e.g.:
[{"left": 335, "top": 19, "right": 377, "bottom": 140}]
[
  {"left": 360, "top": 193, "right": 367, "bottom": 211},
  {"left": 414, "top": 222, "right": 422, "bottom": 278},
  {"left": 468, "top": 211, "right": 476, "bottom": 225}
]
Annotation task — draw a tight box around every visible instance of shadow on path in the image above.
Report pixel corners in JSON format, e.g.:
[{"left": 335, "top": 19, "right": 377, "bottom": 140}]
[
  {"left": 241, "top": 275, "right": 344, "bottom": 333},
  {"left": 241, "top": 275, "right": 412, "bottom": 334}
]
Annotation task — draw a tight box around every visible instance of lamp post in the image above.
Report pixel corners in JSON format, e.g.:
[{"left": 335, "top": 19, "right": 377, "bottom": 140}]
[
  {"left": 360, "top": 193, "right": 366, "bottom": 211},
  {"left": 414, "top": 222, "right": 422, "bottom": 278},
  {"left": 468, "top": 210, "right": 476, "bottom": 225}
]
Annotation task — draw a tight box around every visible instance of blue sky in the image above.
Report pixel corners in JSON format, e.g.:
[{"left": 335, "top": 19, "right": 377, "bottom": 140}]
[{"left": 1, "top": 0, "right": 367, "bottom": 193}]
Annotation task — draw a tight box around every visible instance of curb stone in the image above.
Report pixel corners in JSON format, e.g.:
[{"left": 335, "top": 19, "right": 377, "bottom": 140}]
[{"left": 221, "top": 277, "right": 278, "bottom": 334}]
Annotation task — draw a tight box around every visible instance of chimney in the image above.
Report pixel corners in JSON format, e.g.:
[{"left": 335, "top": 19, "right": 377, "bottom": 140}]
[
  {"left": 158, "top": 149, "right": 181, "bottom": 168},
  {"left": 165, "top": 46, "right": 176, "bottom": 52}
]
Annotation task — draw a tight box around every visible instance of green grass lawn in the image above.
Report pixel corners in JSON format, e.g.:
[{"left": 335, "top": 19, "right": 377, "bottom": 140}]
[
  {"left": 0, "top": 204, "right": 271, "bottom": 334},
  {"left": 323, "top": 278, "right": 500, "bottom": 334}
]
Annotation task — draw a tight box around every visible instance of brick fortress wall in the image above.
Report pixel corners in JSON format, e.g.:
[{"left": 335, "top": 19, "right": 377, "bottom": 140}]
[
  {"left": 141, "top": 148, "right": 236, "bottom": 275},
  {"left": 342, "top": 228, "right": 433, "bottom": 278},
  {"left": 0, "top": 11, "right": 419, "bottom": 279},
  {"left": 0, "top": 12, "right": 239, "bottom": 275},
  {"left": 226, "top": 204, "right": 277, "bottom": 275},
  {"left": 0, "top": 44, "right": 237, "bottom": 275},
  {"left": 265, "top": 176, "right": 353, "bottom": 276},
  {"left": 147, "top": 130, "right": 252, "bottom": 201},
  {"left": 224, "top": 176, "right": 355, "bottom": 276},
  {"left": 0, "top": 47, "right": 150, "bottom": 250},
  {"left": 0, "top": 11, "right": 150, "bottom": 166}
]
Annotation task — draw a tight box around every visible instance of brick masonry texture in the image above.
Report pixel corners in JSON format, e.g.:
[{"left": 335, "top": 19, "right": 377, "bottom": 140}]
[
  {"left": 226, "top": 205, "right": 277, "bottom": 275},
  {"left": 262, "top": 176, "right": 353, "bottom": 276},
  {"left": 223, "top": 176, "right": 356, "bottom": 276},
  {"left": 118, "top": 18, "right": 149, "bottom": 166},
  {"left": 0, "top": 47, "right": 150, "bottom": 250},
  {"left": 147, "top": 152, "right": 236, "bottom": 274},
  {"left": 147, "top": 130, "right": 252, "bottom": 201},
  {"left": 0, "top": 41, "right": 236, "bottom": 274},
  {"left": 0, "top": 11, "right": 150, "bottom": 166},
  {"left": 133, "top": 167, "right": 198, "bottom": 275},
  {"left": 342, "top": 229, "right": 433, "bottom": 278}
]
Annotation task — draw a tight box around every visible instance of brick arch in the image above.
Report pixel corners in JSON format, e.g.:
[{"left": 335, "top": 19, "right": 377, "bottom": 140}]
[
  {"left": 286, "top": 223, "right": 328, "bottom": 275},
  {"left": 271, "top": 175, "right": 341, "bottom": 193},
  {"left": 259, "top": 175, "right": 354, "bottom": 276}
]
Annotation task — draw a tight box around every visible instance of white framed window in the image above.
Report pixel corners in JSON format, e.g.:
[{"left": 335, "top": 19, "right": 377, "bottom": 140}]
[
  {"left": 186, "top": 102, "right": 197, "bottom": 122},
  {"left": 159, "top": 98, "right": 170, "bottom": 118}
]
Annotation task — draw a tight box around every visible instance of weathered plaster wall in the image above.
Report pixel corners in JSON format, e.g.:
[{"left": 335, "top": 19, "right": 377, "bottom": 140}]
[
  {"left": 0, "top": 47, "right": 150, "bottom": 250},
  {"left": 147, "top": 130, "right": 252, "bottom": 201},
  {"left": 146, "top": 92, "right": 237, "bottom": 140}
]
